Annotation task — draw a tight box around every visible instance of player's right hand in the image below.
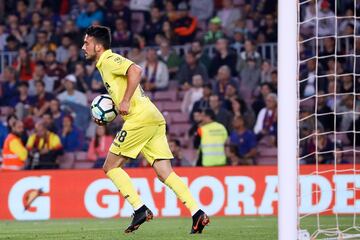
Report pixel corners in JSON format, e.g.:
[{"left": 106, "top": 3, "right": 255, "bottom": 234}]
[{"left": 93, "top": 117, "right": 106, "bottom": 126}]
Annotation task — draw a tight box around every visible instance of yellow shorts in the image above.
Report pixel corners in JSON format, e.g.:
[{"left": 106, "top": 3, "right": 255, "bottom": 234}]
[{"left": 109, "top": 124, "right": 173, "bottom": 165}]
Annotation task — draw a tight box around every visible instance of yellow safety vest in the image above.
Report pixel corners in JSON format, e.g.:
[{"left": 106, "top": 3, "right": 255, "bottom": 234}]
[{"left": 199, "top": 122, "right": 228, "bottom": 166}]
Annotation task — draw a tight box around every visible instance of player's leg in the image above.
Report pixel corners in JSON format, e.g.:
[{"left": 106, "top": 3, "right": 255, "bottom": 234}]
[
  {"left": 103, "top": 152, "right": 144, "bottom": 210},
  {"left": 106, "top": 127, "right": 156, "bottom": 233},
  {"left": 152, "top": 160, "right": 209, "bottom": 234},
  {"left": 142, "top": 124, "right": 209, "bottom": 233}
]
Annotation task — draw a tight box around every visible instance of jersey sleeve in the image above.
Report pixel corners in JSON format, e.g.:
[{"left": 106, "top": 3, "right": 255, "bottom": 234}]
[{"left": 110, "top": 55, "right": 134, "bottom": 76}]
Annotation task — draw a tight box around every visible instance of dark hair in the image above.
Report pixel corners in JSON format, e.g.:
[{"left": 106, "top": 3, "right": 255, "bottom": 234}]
[
  {"left": 203, "top": 108, "right": 216, "bottom": 120},
  {"left": 35, "top": 80, "right": 45, "bottom": 87},
  {"left": 233, "top": 97, "right": 247, "bottom": 115},
  {"left": 170, "top": 139, "right": 181, "bottom": 147},
  {"left": 85, "top": 25, "right": 111, "bottom": 50}
]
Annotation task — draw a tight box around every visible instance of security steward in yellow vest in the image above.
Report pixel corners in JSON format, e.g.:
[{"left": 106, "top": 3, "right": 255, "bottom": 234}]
[
  {"left": 1, "top": 120, "right": 28, "bottom": 170},
  {"left": 195, "top": 109, "right": 228, "bottom": 166}
]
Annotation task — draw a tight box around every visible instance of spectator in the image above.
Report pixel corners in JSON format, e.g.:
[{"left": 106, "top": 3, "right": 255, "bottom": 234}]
[
  {"left": 42, "top": 112, "right": 57, "bottom": 133},
  {"left": 209, "top": 94, "right": 234, "bottom": 133},
  {"left": 42, "top": 19, "right": 59, "bottom": 45},
  {"left": 300, "top": 59, "right": 319, "bottom": 98},
  {"left": 4, "top": 34, "right": 19, "bottom": 51},
  {"left": 56, "top": 34, "right": 72, "bottom": 64},
  {"left": 190, "top": 40, "right": 211, "bottom": 71},
  {"left": 176, "top": 50, "right": 208, "bottom": 90},
  {"left": 32, "top": 30, "right": 57, "bottom": 61},
  {"left": 213, "top": 65, "right": 239, "bottom": 98},
  {"left": 337, "top": 95, "right": 359, "bottom": 132},
  {"left": 1, "top": 120, "right": 27, "bottom": 170},
  {"left": 258, "top": 14, "right": 277, "bottom": 42},
  {"left": 260, "top": 60, "right": 274, "bottom": 84},
  {"left": 240, "top": 57, "right": 261, "bottom": 94},
  {"left": 226, "top": 115, "right": 257, "bottom": 165},
  {"left": 129, "top": 0, "right": 153, "bottom": 33},
  {"left": 57, "top": 74, "right": 87, "bottom": 107},
  {"left": 73, "top": 62, "right": 91, "bottom": 93},
  {"left": 112, "top": 18, "right": 132, "bottom": 47},
  {"left": 140, "top": 48, "right": 169, "bottom": 91},
  {"left": 222, "top": 83, "right": 239, "bottom": 109},
  {"left": 217, "top": 0, "right": 241, "bottom": 36},
  {"left": 190, "top": 83, "right": 213, "bottom": 120},
  {"left": 1, "top": 66, "right": 18, "bottom": 106},
  {"left": 30, "top": 80, "right": 54, "bottom": 118},
  {"left": 237, "top": 40, "right": 262, "bottom": 73},
  {"left": 209, "top": 38, "right": 237, "bottom": 77},
  {"left": 301, "top": 129, "right": 334, "bottom": 164},
  {"left": 190, "top": 0, "right": 214, "bottom": 30},
  {"left": 142, "top": 6, "right": 164, "bottom": 46},
  {"left": 28, "top": 61, "right": 56, "bottom": 95},
  {"left": 317, "top": 92, "right": 334, "bottom": 132},
  {"left": 13, "top": 46, "right": 35, "bottom": 82},
  {"left": 203, "top": 16, "right": 225, "bottom": 44},
  {"left": 169, "top": 139, "right": 192, "bottom": 166},
  {"left": 195, "top": 109, "right": 228, "bottom": 166},
  {"left": 11, "top": 82, "right": 32, "bottom": 118},
  {"left": 26, "top": 120, "right": 63, "bottom": 169},
  {"left": 230, "top": 97, "right": 255, "bottom": 128},
  {"left": 62, "top": 19, "right": 81, "bottom": 47},
  {"left": 162, "top": 20, "right": 177, "bottom": 44},
  {"left": 76, "top": 1, "right": 104, "bottom": 30},
  {"left": 30, "top": 11, "right": 42, "bottom": 34},
  {"left": 45, "top": 51, "right": 66, "bottom": 86},
  {"left": 181, "top": 74, "right": 204, "bottom": 114},
  {"left": 157, "top": 39, "right": 182, "bottom": 79},
  {"left": 88, "top": 125, "right": 113, "bottom": 168},
  {"left": 59, "top": 115, "right": 81, "bottom": 153},
  {"left": 252, "top": 82, "right": 274, "bottom": 116},
  {"left": 0, "top": 22, "right": 9, "bottom": 51},
  {"left": 127, "top": 44, "right": 146, "bottom": 64},
  {"left": 172, "top": 1, "right": 198, "bottom": 44},
  {"left": 254, "top": 93, "right": 277, "bottom": 146},
  {"left": 318, "top": 0, "right": 335, "bottom": 37},
  {"left": 66, "top": 44, "right": 81, "bottom": 73},
  {"left": 106, "top": 0, "right": 132, "bottom": 29},
  {"left": 49, "top": 98, "right": 65, "bottom": 132}
]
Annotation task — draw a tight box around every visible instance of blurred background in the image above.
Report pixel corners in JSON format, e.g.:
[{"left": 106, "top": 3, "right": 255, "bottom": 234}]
[{"left": 0, "top": 0, "right": 355, "bottom": 171}]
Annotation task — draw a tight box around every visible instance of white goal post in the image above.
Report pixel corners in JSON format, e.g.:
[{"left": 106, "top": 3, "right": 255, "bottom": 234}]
[
  {"left": 278, "top": 0, "right": 298, "bottom": 239},
  {"left": 279, "top": 0, "right": 360, "bottom": 239}
]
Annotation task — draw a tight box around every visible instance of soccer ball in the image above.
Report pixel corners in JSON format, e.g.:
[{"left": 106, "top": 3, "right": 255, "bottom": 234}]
[{"left": 91, "top": 94, "right": 117, "bottom": 123}]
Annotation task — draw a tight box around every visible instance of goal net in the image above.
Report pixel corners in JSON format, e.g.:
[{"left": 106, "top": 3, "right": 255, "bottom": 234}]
[{"left": 297, "top": 0, "right": 360, "bottom": 239}]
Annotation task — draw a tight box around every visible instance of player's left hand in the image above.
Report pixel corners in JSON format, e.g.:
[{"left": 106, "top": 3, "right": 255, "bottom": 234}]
[{"left": 119, "top": 100, "right": 130, "bottom": 115}]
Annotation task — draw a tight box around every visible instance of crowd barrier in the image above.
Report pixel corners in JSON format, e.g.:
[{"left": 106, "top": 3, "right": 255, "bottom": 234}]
[{"left": 0, "top": 165, "right": 358, "bottom": 220}]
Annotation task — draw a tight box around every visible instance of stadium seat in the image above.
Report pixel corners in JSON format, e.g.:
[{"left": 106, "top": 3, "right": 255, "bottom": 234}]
[
  {"left": 162, "top": 101, "right": 182, "bottom": 112},
  {"left": 153, "top": 101, "right": 163, "bottom": 111},
  {"left": 256, "top": 146, "right": 277, "bottom": 165},
  {"left": 75, "top": 151, "right": 88, "bottom": 161},
  {"left": 171, "top": 112, "right": 189, "bottom": 124},
  {"left": 153, "top": 90, "right": 177, "bottom": 102},
  {"left": 168, "top": 80, "right": 179, "bottom": 90},
  {"left": 74, "top": 161, "right": 94, "bottom": 169},
  {"left": 168, "top": 123, "right": 190, "bottom": 137},
  {"left": 58, "top": 152, "right": 76, "bottom": 169},
  {"left": 182, "top": 148, "right": 198, "bottom": 166}
]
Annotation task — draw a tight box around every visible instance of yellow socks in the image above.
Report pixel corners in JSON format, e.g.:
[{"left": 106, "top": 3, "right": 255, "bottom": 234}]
[
  {"left": 164, "top": 172, "right": 199, "bottom": 215},
  {"left": 106, "top": 168, "right": 143, "bottom": 210}
]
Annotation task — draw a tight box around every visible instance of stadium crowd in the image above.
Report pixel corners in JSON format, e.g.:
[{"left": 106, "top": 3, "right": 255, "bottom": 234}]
[{"left": 0, "top": 0, "right": 356, "bottom": 170}]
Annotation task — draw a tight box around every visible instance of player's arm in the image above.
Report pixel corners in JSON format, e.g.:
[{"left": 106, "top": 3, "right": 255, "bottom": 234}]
[{"left": 119, "top": 64, "right": 142, "bottom": 115}]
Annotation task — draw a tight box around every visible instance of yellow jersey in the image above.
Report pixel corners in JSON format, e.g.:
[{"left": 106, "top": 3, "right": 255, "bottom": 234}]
[{"left": 96, "top": 49, "right": 165, "bottom": 128}]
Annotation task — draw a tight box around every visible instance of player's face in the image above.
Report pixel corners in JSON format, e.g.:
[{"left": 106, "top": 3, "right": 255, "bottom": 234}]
[{"left": 82, "top": 34, "right": 97, "bottom": 60}]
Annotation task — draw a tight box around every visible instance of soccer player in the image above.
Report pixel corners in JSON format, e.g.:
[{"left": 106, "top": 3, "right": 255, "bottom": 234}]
[{"left": 82, "top": 25, "right": 209, "bottom": 234}]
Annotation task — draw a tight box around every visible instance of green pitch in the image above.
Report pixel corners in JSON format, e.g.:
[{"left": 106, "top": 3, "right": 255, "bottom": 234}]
[{"left": 0, "top": 216, "right": 359, "bottom": 240}]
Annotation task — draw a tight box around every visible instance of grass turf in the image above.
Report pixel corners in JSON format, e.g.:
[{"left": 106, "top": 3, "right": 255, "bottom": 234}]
[
  {"left": 0, "top": 216, "right": 277, "bottom": 240},
  {"left": 1, "top": 216, "right": 359, "bottom": 239}
]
